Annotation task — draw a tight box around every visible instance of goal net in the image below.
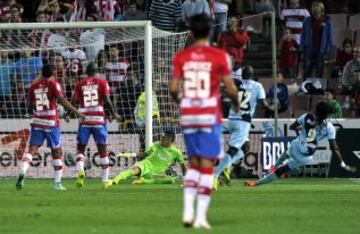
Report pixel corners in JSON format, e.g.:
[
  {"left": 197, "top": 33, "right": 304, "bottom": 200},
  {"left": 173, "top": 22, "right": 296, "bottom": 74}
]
[{"left": 0, "top": 21, "right": 189, "bottom": 178}]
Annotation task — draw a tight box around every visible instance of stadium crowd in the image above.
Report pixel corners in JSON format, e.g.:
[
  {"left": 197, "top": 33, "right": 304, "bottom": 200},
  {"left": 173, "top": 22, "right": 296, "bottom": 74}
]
[{"left": 0, "top": 0, "right": 360, "bottom": 121}]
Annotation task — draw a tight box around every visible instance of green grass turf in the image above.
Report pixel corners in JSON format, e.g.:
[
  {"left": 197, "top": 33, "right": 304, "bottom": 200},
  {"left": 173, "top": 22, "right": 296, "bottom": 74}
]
[{"left": 0, "top": 178, "right": 359, "bottom": 234}]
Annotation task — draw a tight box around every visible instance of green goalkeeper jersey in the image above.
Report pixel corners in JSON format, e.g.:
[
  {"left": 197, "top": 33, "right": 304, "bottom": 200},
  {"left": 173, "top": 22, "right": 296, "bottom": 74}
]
[{"left": 144, "top": 141, "right": 185, "bottom": 173}]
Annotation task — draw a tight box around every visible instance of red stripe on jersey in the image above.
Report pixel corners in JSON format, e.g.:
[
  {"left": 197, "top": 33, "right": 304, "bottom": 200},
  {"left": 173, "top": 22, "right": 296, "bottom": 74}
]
[{"left": 290, "top": 28, "right": 303, "bottom": 34}]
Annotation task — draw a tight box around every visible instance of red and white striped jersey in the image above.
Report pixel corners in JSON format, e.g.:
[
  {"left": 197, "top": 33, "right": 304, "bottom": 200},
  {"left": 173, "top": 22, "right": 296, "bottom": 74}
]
[
  {"left": 61, "top": 49, "right": 87, "bottom": 78},
  {"left": 70, "top": 0, "right": 87, "bottom": 22},
  {"left": 94, "top": 0, "right": 120, "bottom": 21},
  {"left": 105, "top": 58, "right": 129, "bottom": 83},
  {"left": 28, "top": 79, "right": 63, "bottom": 128},
  {"left": 280, "top": 6, "right": 310, "bottom": 44},
  {"left": 72, "top": 77, "right": 110, "bottom": 125},
  {"left": 171, "top": 46, "right": 232, "bottom": 128}
]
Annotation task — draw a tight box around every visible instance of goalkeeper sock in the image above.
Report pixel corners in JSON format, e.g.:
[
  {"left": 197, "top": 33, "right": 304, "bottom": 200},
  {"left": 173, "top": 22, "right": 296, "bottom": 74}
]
[
  {"left": 53, "top": 156, "right": 64, "bottom": 183},
  {"left": 113, "top": 169, "right": 137, "bottom": 183},
  {"left": 100, "top": 153, "right": 109, "bottom": 182},
  {"left": 20, "top": 153, "right": 33, "bottom": 175},
  {"left": 256, "top": 173, "right": 278, "bottom": 186},
  {"left": 143, "top": 176, "right": 175, "bottom": 184},
  {"left": 75, "top": 153, "right": 85, "bottom": 172},
  {"left": 195, "top": 168, "right": 214, "bottom": 224},
  {"left": 183, "top": 165, "right": 201, "bottom": 223},
  {"left": 274, "top": 153, "right": 289, "bottom": 168}
]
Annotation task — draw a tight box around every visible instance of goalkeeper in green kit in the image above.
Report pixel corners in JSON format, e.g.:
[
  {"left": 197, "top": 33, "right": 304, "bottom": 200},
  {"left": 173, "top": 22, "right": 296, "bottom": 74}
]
[{"left": 104, "top": 131, "right": 186, "bottom": 188}]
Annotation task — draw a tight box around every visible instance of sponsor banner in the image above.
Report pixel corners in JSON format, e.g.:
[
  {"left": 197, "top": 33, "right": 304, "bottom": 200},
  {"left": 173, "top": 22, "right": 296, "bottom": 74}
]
[
  {"left": 328, "top": 129, "right": 360, "bottom": 178},
  {"left": 0, "top": 132, "right": 140, "bottom": 178}
]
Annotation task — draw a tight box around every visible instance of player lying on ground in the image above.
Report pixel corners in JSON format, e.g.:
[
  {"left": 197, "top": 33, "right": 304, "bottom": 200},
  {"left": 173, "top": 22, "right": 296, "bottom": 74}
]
[
  {"left": 104, "top": 131, "right": 186, "bottom": 187},
  {"left": 214, "top": 65, "right": 272, "bottom": 190},
  {"left": 245, "top": 101, "right": 357, "bottom": 187},
  {"left": 169, "top": 13, "right": 240, "bottom": 229},
  {"left": 16, "top": 64, "right": 85, "bottom": 191},
  {"left": 64, "top": 62, "right": 120, "bottom": 189}
]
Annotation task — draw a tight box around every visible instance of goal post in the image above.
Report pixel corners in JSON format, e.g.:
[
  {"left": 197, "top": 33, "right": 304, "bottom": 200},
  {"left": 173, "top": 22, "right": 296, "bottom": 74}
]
[{"left": 0, "top": 21, "right": 189, "bottom": 178}]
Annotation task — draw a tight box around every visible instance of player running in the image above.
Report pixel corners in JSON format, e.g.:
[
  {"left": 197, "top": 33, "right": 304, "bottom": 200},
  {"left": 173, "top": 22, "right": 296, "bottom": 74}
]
[
  {"left": 245, "top": 101, "right": 357, "bottom": 187},
  {"left": 16, "top": 64, "right": 85, "bottom": 191},
  {"left": 65, "top": 62, "right": 120, "bottom": 188},
  {"left": 105, "top": 131, "right": 186, "bottom": 187},
  {"left": 169, "top": 14, "right": 240, "bottom": 229},
  {"left": 214, "top": 65, "right": 272, "bottom": 190}
]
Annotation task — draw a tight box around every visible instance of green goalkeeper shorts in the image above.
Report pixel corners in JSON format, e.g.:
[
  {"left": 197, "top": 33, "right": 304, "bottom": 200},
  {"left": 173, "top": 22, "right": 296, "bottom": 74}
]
[{"left": 135, "top": 160, "right": 155, "bottom": 179}]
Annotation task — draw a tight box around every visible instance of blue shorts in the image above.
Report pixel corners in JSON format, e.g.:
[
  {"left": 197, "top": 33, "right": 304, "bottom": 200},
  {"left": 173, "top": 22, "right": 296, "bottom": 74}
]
[
  {"left": 77, "top": 124, "right": 108, "bottom": 145},
  {"left": 29, "top": 127, "right": 61, "bottom": 149},
  {"left": 183, "top": 124, "right": 223, "bottom": 160},
  {"left": 225, "top": 120, "right": 251, "bottom": 149}
]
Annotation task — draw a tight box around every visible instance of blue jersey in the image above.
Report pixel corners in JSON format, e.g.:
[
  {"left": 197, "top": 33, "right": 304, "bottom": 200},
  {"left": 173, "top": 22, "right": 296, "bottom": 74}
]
[
  {"left": 228, "top": 79, "right": 266, "bottom": 122},
  {"left": 292, "top": 113, "right": 336, "bottom": 155}
]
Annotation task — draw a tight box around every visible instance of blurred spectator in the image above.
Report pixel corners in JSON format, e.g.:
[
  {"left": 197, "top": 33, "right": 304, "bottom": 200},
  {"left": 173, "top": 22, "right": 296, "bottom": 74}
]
[
  {"left": 61, "top": 37, "right": 87, "bottom": 81},
  {"left": 301, "top": 1, "right": 333, "bottom": 79},
  {"left": 79, "top": 14, "right": 105, "bottom": 62},
  {"left": 331, "top": 38, "right": 353, "bottom": 78},
  {"left": 323, "top": 88, "right": 342, "bottom": 118},
  {"left": 265, "top": 73, "right": 289, "bottom": 117},
  {"left": 149, "top": 0, "right": 182, "bottom": 32},
  {"left": 0, "top": 50, "right": 16, "bottom": 117},
  {"left": 15, "top": 46, "right": 43, "bottom": 89},
  {"left": 122, "top": 0, "right": 147, "bottom": 21},
  {"left": 105, "top": 44, "right": 130, "bottom": 93},
  {"left": 181, "top": 0, "right": 210, "bottom": 29},
  {"left": 341, "top": 45, "right": 360, "bottom": 94},
  {"left": 29, "top": 11, "right": 51, "bottom": 48},
  {"left": 255, "top": 0, "right": 275, "bottom": 13},
  {"left": 351, "top": 69, "right": 360, "bottom": 116},
  {"left": 117, "top": 68, "right": 142, "bottom": 120},
  {"left": 70, "top": 0, "right": 93, "bottom": 22},
  {"left": 46, "top": 17, "right": 68, "bottom": 54},
  {"left": 50, "top": 53, "right": 68, "bottom": 97},
  {"left": 279, "top": 28, "right": 299, "bottom": 78},
  {"left": 48, "top": 0, "right": 73, "bottom": 22},
  {"left": 0, "top": 0, "right": 23, "bottom": 22},
  {"left": 95, "top": 50, "right": 108, "bottom": 79},
  {"left": 8, "top": 3, "right": 22, "bottom": 22},
  {"left": 213, "top": 0, "right": 232, "bottom": 40},
  {"left": 36, "top": 0, "right": 51, "bottom": 15},
  {"left": 280, "top": 0, "right": 310, "bottom": 45},
  {"left": 94, "top": 0, "right": 121, "bottom": 21},
  {"left": 217, "top": 16, "right": 249, "bottom": 67}
]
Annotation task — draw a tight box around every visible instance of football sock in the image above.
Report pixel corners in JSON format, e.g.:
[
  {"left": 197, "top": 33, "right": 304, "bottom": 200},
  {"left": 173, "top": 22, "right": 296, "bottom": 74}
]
[
  {"left": 113, "top": 169, "right": 137, "bottom": 183},
  {"left": 100, "top": 153, "right": 109, "bottom": 182},
  {"left": 195, "top": 167, "right": 214, "bottom": 224},
  {"left": 183, "top": 165, "right": 201, "bottom": 222},
  {"left": 215, "top": 153, "right": 232, "bottom": 178},
  {"left": 53, "top": 156, "right": 64, "bottom": 183},
  {"left": 275, "top": 153, "right": 290, "bottom": 168},
  {"left": 20, "top": 153, "right": 33, "bottom": 175},
  {"left": 256, "top": 173, "right": 278, "bottom": 186},
  {"left": 75, "top": 153, "right": 85, "bottom": 172},
  {"left": 142, "top": 176, "right": 175, "bottom": 184}
]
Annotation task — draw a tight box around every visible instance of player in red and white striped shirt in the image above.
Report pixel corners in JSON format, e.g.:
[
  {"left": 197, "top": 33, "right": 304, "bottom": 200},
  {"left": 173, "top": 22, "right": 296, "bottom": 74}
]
[
  {"left": 66, "top": 62, "right": 120, "bottom": 188},
  {"left": 280, "top": 0, "right": 310, "bottom": 45},
  {"left": 169, "top": 14, "right": 239, "bottom": 230},
  {"left": 94, "top": 0, "right": 121, "bottom": 21},
  {"left": 16, "top": 64, "right": 84, "bottom": 191}
]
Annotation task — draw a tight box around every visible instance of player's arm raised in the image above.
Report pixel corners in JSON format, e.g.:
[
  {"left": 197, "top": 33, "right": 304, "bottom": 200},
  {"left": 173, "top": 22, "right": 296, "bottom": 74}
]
[
  {"left": 329, "top": 139, "right": 357, "bottom": 172},
  {"left": 222, "top": 75, "right": 239, "bottom": 112},
  {"left": 290, "top": 120, "right": 302, "bottom": 136}
]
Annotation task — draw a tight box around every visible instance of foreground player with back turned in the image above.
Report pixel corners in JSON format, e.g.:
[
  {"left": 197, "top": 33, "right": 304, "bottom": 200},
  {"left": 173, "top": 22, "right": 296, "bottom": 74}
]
[
  {"left": 104, "top": 131, "right": 186, "bottom": 187},
  {"left": 65, "top": 62, "right": 120, "bottom": 188},
  {"left": 16, "top": 64, "right": 85, "bottom": 191},
  {"left": 169, "top": 14, "right": 240, "bottom": 229},
  {"left": 245, "top": 101, "right": 357, "bottom": 187}
]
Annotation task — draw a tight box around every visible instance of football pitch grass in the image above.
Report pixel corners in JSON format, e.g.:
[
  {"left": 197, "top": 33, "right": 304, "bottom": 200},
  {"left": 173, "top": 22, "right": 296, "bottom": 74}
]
[{"left": 0, "top": 178, "right": 359, "bottom": 234}]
